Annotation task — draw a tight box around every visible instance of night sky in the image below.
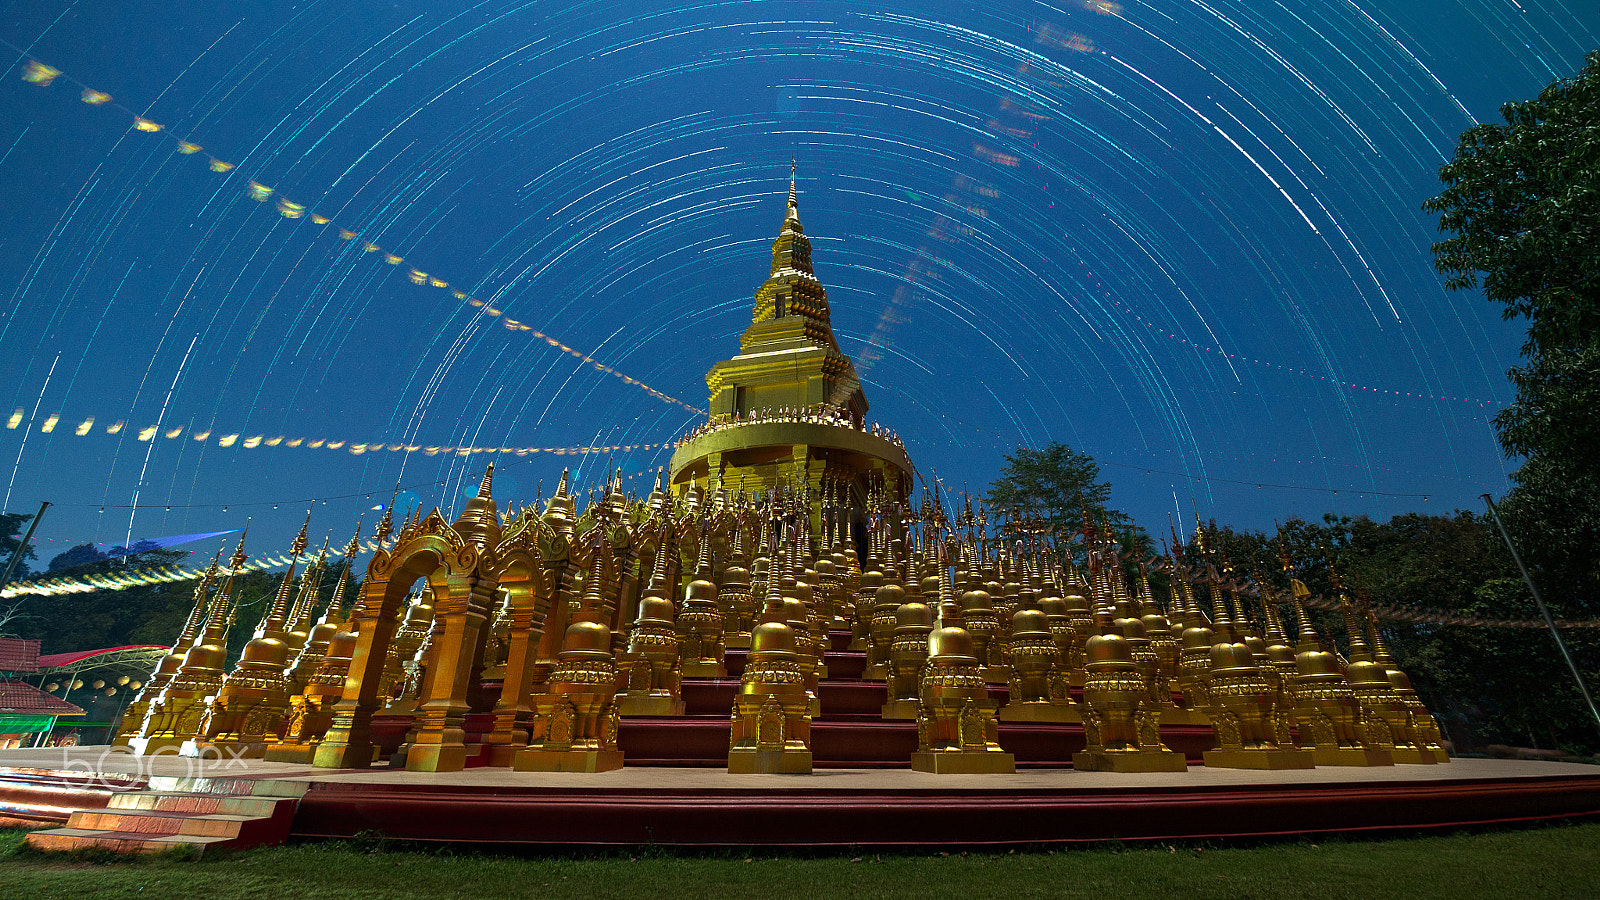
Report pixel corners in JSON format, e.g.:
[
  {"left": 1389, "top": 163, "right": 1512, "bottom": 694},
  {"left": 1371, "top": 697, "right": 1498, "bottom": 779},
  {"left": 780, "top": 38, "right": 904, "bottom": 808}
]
[{"left": 0, "top": 0, "right": 1594, "bottom": 572}]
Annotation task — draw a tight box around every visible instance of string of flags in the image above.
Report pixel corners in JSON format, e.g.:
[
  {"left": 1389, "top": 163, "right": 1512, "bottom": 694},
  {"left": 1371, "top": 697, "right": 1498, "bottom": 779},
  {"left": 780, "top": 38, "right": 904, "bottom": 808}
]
[
  {"left": 1295, "top": 591, "right": 1600, "bottom": 630},
  {"left": 1, "top": 406, "right": 671, "bottom": 457},
  {"left": 14, "top": 54, "right": 705, "bottom": 416},
  {"left": 1106, "top": 297, "right": 1506, "bottom": 408}
]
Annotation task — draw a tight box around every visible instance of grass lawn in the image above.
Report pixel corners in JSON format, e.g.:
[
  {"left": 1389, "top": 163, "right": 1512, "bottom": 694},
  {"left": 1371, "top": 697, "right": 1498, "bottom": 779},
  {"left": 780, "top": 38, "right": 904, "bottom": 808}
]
[{"left": 4, "top": 822, "right": 1595, "bottom": 899}]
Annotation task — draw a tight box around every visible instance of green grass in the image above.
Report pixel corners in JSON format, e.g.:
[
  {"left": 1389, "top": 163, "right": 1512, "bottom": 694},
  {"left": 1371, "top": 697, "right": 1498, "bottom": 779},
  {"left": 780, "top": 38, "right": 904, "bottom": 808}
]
[{"left": 5, "top": 822, "right": 1597, "bottom": 899}]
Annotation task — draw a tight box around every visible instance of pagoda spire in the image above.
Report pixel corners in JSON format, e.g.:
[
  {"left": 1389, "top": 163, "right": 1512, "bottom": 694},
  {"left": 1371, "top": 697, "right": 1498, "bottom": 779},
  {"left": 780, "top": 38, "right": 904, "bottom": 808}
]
[
  {"left": 786, "top": 155, "right": 799, "bottom": 224},
  {"left": 701, "top": 163, "right": 869, "bottom": 423}
]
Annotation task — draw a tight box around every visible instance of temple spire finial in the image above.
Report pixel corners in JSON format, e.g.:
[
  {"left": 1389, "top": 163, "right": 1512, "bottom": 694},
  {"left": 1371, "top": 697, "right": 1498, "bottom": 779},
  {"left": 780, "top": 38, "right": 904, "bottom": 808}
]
[{"left": 787, "top": 156, "right": 798, "bottom": 218}]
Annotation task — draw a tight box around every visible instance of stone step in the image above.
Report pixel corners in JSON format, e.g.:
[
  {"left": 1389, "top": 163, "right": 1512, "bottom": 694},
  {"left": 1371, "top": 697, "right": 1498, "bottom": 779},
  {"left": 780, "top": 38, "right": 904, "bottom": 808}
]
[
  {"left": 69, "top": 808, "right": 260, "bottom": 838},
  {"left": 24, "top": 827, "right": 238, "bottom": 855},
  {"left": 144, "top": 775, "right": 309, "bottom": 798},
  {"left": 106, "top": 790, "right": 287, "bottom": 817},
  {"left": 24, "top": 780, "right": 305, "bottom": 857}
]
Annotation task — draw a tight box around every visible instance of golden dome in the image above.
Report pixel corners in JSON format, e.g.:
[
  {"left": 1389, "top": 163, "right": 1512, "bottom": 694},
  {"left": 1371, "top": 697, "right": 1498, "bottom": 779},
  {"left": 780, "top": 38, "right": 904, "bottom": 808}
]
[
  {"left": 1208, "top": 642, "right": 1254, "bottom": 671},
  {"left": 750, "top": 621, "right": 798, "bottom": 655},
  {"left": 1011, "top": 608, "right": 1050, "bottom": 636},
  {"left": 638, "top": 596, "right": 675, "bottom": 625},
  {"left": 563, "top": 619, "right": 612, "bottom": 654},
  {"left": 239, "top": 635, "right": 289, "bottom": 669},
  {"left": 928, "top": 626, "right": 977, "bottom": 661},
  {"left": 685, "top": 576, "right": 718, "bottom": 603},
  {"left": 960, "top": 587, "right": 994, "bottom": 611},
  {"left": 181, "top": 640, "right": 227, "bottom": 674},
  {"left": 1347, "top": 659, "right": 1393, "bottom": 686},
  {"left": 874, "top": 582, "right": 906, "bottom": 607},
  {"left": 894, "top": 601, "right": 932, "bottom": 628},
  {"left": 1085, "top": 633, "right": 1134, "bottom": 665},
  {"left": 1295, "top": 648, "right": 1341, "bottom": 677}
]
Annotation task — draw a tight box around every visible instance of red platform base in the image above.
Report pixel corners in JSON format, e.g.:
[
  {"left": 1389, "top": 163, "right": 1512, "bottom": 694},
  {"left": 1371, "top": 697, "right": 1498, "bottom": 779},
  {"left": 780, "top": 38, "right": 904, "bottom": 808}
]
[
  {"left": 288, "top": 761, "right": 1600, "bottom": 847},
  {"left": 4, "top": 751, "right": 1598, "bottom": 848}
]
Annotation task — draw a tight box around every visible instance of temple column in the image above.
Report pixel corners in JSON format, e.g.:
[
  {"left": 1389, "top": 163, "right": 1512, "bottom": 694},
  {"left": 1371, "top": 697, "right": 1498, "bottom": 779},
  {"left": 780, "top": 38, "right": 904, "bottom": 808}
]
[
  {"left": 406, "top": 574, "right": 494, "bottom": 772},
  {"left": 313, "top": 578, "right": 405, "bottom": 769}
]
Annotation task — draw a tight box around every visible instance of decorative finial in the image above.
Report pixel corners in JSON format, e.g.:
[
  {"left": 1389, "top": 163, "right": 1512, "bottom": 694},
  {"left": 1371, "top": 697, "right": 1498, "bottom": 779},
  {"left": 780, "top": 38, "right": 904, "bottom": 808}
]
[
  {"left": 479, "top": 463, "right": 495, "bottom": 499},
  {"left": 229, "top": 525, "right": 250, "bottom": 570},
  {"left": 292, "top": 509, "right": 312, "bottom": 557},
  {"left": 345, "top": 518, "right": 364, "bottom": 559}
]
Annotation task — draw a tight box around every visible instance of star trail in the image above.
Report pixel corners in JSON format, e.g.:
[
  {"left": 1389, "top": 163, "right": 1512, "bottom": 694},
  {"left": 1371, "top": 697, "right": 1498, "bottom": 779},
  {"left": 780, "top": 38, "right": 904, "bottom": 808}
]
[{"left": 0, "top": 0, "right": 1593, "bottom": 561}]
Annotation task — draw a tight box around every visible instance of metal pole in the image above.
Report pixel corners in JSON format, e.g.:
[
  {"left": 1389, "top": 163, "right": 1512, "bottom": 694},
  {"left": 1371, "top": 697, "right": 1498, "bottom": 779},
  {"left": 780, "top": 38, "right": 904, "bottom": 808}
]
[
  {"left": 1481, "top": 493, "right": 1600, "bottom": 741},
  {"left": 0, "top": 500, "right": 50, "bottom": 592}
]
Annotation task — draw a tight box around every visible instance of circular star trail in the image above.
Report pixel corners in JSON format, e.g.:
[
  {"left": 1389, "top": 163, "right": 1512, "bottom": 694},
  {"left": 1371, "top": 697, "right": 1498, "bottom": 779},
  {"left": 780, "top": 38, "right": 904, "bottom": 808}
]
[{"left": 0, "top": 0, "right": 1594, "bottom": 560}]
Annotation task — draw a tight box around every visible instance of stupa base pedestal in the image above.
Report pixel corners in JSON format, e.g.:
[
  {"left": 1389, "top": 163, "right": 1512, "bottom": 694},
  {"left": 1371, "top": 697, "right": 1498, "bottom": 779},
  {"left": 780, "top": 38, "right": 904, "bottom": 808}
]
[
  {"left": 911, "top": 749, "right": 1015, "bottom": 774},
  {"left": 1390, "top": 747, "right": 1442, "bottom": 765},
  {"left": 1311, "top": 746, "right": 1394, "bottom": 767},
  {"left": 979, "top": 666, "right": 1014, "bottom": 685},
  {"left": 618, "top": 694, "right": 685, "bottom": 716},
  {"left": 727, "top": 748, "right": 813, "bottom": 774},
  {"left": 862, "top": 663, "right": 887, "bottom": 681},
  {"left": 1203, "top": 748, "right": 1316, "bottom": 770},
  {"left": 263, "top": 742, "right": 316, "bottom": 764},
  {"left": 1073, "top": 748, "right": 1189, "bottom": 773},
  {"left": 512, "top": 748, "right": 625, "bottom": 773},
  {"left": 483, "top": 742, "right": 528, "bottom": 767},
  {"left": 724, "top": 634, "right": 751, "bottom": 650},
  {"left": 681, "top": 661, "right": 726, "bottom": 679},
  {"left": 124, "top": 736, "right": 186, "bottom": 757},
  {"left": 181, "top": 739, "right": 268, "bottom": 760},
  {"left": 404, "top": 743, "right": 469, "bottom": 773},
  {"left": 880, "top": 699, "right": 919, "bottom": 720},
  {"left": 998, "top": 701, "right": 1080, "bottom": 723},
  {"left": 1158, "top": 707, "right": 1211, "bottom": 726}
]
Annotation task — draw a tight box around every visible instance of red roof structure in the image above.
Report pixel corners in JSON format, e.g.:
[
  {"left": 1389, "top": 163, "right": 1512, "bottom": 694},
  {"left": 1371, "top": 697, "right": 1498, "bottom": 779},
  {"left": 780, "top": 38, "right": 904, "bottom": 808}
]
[
  {"left": 0, "top": 680, "right": 83, "bottom": 716},
  {"left": 35, "top": 645, "right": 167, "bottom": 670},
  {"left": 0, "top": 638, "right": 42, "bottom": 673}
]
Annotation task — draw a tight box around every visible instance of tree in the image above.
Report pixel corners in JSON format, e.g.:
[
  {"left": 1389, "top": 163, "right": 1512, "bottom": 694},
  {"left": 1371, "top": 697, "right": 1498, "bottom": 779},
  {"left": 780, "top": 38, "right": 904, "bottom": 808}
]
[
  {"left": 1424, "top": 50, "right": 1600, "bottom": 613},
  {"left": 0, "top": 512, "right": 37, "bottom": 582},
  {"left": 985, "top": 442, "right": 1144, "bottom": 559}
]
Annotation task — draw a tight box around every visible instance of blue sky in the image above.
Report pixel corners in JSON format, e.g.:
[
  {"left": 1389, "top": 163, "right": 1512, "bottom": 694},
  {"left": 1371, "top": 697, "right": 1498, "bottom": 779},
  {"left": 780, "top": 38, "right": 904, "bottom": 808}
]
[{"left": 0, "top": 0, "right": 1594, "bottom": 567}]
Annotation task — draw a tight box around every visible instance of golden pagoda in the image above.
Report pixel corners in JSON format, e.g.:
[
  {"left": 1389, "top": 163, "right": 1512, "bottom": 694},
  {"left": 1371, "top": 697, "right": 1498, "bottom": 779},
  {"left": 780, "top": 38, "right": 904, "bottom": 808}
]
[{"left": 669, "top": 164, "right": 914, "bottom": 516}]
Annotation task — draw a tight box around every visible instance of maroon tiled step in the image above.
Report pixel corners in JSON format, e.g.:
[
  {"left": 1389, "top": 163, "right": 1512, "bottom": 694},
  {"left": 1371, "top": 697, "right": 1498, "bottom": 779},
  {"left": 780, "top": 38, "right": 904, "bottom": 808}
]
[
  {"left": 24, "top": 778, "right": 307, "bottom": 856},
  {"left": 617, "top": 715, "right": 1217, "bottom": 768}
]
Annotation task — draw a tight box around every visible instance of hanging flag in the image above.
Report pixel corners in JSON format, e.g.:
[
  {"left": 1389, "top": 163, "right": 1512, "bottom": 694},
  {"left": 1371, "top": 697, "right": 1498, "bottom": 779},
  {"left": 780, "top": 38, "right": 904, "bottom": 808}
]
[
  {"left": 246, "top": 181, "right": 273, "bottom": 201},
  {"left": 132, "top": 117, "right": 163, "bottom": 132},
  {"left": 276, "top": 197, "right": 305, "bottom": 218},
  {"left": 209, "top": 159, "right": 234, "bottom": 172},
  {"left": 21, "top": 61, "right": 61, "bottom": 85},
  {"left": 80, "top": 89, "right": 112, "bottom": 104},
  {"left": 176, "top": 141, "right": 202, "bottom": 154}
]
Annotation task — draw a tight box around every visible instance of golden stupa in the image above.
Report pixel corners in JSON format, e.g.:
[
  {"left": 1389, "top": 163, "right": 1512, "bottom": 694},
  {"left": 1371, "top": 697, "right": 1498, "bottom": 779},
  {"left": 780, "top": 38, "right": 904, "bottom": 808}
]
[
  {"left": 668, "top": 162, "right": 914, "bottom": 516},
  {"left": 101, "top": 168, "right": 1449, "bottom": 784}
]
